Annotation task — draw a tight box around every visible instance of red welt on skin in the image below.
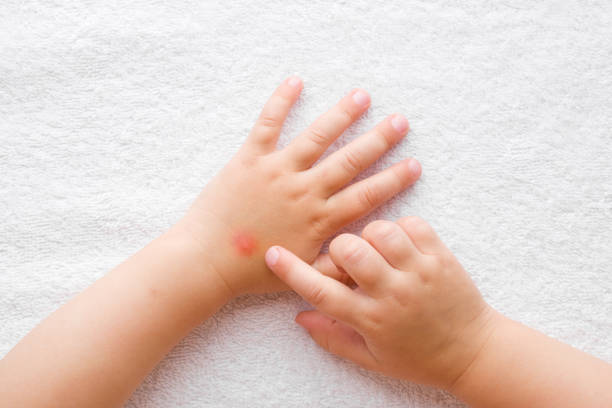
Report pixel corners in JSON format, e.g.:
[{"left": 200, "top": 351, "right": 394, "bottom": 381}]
[{"left": 231, "top": 231, "right": 258, "bottom": 256}]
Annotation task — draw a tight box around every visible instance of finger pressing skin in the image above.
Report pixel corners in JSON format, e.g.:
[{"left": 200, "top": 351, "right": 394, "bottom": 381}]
[
  {"left": 396, "top": 216, "right": 446, "bottom": 255},
  {"left": 313, "top": 114, "right": 410, "bottom": 196},
  {"left": 265, "top": 246, "right": 365, "bottom": 326},
  {"left": 329, "top": 234, "right": 394, "bottom": 295},
  {"left": 362, "top": 220, "right": 420, "bottom": 271},
  {"left": 284, "top": 88, "right": 370, "bottom": 169},
  {"left": 296, "top": 310, "right": 377, "bottom": 370},
  {"left": 311, "top": 253, "right": 355, "bottom": 287},
  {"left": 246, "top": 76, "right": 303, "bottom": 153},
  {"left": 327, "top": 159, "right": 422, "bottom": 230}
]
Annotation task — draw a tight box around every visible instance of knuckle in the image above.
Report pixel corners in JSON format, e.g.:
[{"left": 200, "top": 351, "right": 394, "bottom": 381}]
[
  {"left": 276, "top": 91, "right": 293, "bottom": 104},
  {"left": 437, "top": 251, "right": 456, "bottom": 271},
  {"left": 414, "top": 225, "right": 435, "bottom": 243},
  {"left": 341, "top": 148, "right": 363, "bottom": 174},
  {"left": 419, "top": 268, "right": 433, "bottom": 284},
  {"left": 357, "top": 184, "right": 380, "bottom": 209},
  {"left": 338, "top": 107, "right": 354, "bottom": 124},
  {"left": 394, "top": 277, "right": 415, "bottom": 298},
  {"left": 363, "top": 220, "right": 396, "bottom": 241},
  {"left": 257, "top": 115, "right": 280, "bottom": 129},
  {"left": 399, "top": 216, "right": 431, "bottom": 235},
  {"left": 329, "top": 234, "right": 347, "bottom": 255},
  {"left": 307, "top": 284, "right": 327, "bottom": 307},
  {"left": 286, "top": 185, "right": 306, "bottom": 200},
  {"left": 390, "top": 163, "right": 411, "bottom": 186},
  {"left": 419, "top": 255, "right": 441, "bottom": 283},
  {"left": 307, "top": 127, "right": 329, "bottom": 147},
  {"left": 374, "top": 127, "right": 395, "bottom": 150},
  {"left": 330, "top": 234, "right": 365, "bottom": 265},
  {"left": 310, "top": 215, "right": 330, "bottom": 239},
  {"left": 263, "top": 163, "right": 283, "bottom": 181},
  {"left": 342, "top": 240, "right": 367, "bottom": 265},
  {"left": 362, "top": 306, "right": 385, "bottom": 332}
]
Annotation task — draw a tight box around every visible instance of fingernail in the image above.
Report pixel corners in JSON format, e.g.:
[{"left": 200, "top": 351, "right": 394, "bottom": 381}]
[
  {"left": 265, "top": 246, "right": 280, "bottom": 266},
  {"left": 287, "top": 76, "right": 302, "bottom": 88},
  {"left": 391, "top": 114, "right": 409, "bottom": 133},
  {"left": 407, "top": 159, "right": 421, "bottom": 177},
  {"left": 352, "top": 90, "right": 370, "bottom": 107}
]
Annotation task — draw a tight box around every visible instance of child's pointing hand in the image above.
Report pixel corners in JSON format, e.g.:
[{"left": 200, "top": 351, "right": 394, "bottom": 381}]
[{"left": 265, "top": 218, "right": 498, "bottom": 390}]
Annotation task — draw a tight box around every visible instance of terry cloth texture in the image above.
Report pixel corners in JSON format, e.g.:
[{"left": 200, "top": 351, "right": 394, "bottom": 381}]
[{"left": 1, "top": 1, "right": 611, "bottom": 407}]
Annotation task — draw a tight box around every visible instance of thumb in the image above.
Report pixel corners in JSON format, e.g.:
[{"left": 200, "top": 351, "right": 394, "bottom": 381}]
[{"left": 296, "top": 310, "right": 378, "bottom": 370}]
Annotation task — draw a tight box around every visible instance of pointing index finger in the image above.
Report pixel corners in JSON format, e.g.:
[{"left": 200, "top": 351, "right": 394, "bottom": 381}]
[{"left": 265, "top": 246, "right": 365, "bottom": 327}]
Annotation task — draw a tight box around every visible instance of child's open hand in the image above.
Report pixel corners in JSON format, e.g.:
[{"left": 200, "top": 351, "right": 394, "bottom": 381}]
[
  {"left": 176, "top": 77, "right": 420, "bottom": 295},
  {"left": 265, "top": 217, "right": 499, "bottom": 390}
]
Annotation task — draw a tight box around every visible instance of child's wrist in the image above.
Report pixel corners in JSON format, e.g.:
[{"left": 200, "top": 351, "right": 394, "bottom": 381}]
[
  {"left": 174, "top": 206, "right": 292, "bottom": 296},
  {"left": 161, "top": 219, "right": 236, "bottom": 303},
  {"left": 169, "top": 210, "right": 259, "bottom": 298},
  {"left": 447, "top": 308, "right": 509, "bottom": 399}
]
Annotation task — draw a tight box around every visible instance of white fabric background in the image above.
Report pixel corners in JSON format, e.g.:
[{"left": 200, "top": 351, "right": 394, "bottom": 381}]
[{"left": 1, "top": 1, "right": 611, "bottom": 407}]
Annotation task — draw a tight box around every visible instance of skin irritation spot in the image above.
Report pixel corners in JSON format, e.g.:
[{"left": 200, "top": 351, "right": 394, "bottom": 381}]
[{"left": 231, "top": 231, "right": 258, "bottom": 257}]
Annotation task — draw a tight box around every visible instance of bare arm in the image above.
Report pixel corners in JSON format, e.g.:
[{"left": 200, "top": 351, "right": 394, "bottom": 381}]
[
  {"left": 266, "top": 217, "right": 612, "bottom": 408},
  {"left": 451, "top": 314, "right": 612, "bottom": 408},
  {"left": 0, "top": 227, "right": 230, "bottom": 407},
  {"left": 0, "top": 77, "right": 420, "bottom": 407}
]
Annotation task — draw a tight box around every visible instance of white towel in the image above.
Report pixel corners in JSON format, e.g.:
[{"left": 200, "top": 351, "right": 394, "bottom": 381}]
[{"left": 1, "top": 1, "right": 611, "bottom": 407}]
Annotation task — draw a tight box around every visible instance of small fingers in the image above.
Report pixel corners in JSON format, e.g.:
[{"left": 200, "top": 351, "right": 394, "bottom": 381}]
[
  {"left": 313, "top": 114, "right": 410, "bottom": 195},
  {"left": 329, "top": 233, "right": 394, "bottom": 295},
  {"left": 265, "top": 246, "right": 365, "bottom": 326},
  {"left": 296, "top": 310, "right": 377, "bottom": 370},
  {"left": 362, "top": 220, "right": 420, "bottom": 270},
  {"left": 327, "top": 159, "right": 422, "bottom": 229},
  {"left": 246, "top": 76, "right": 303, "bottom": 153},
  {"left": 396, "top": 216, "right": 446, "bottom": 255},
  {"left": 284, "top": 89, "right": 371, "bottom": 169}
]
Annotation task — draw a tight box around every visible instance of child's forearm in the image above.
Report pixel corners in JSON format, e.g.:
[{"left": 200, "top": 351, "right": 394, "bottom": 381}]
[
  {"left": 0, "top": 79, "right": 419, "bottom": 406},
  {"left": 451, "top": 312, "right": 612, "bottom": 408},
  {"left": 0, "top": 225, "right": 231, "bottom": 408}
]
